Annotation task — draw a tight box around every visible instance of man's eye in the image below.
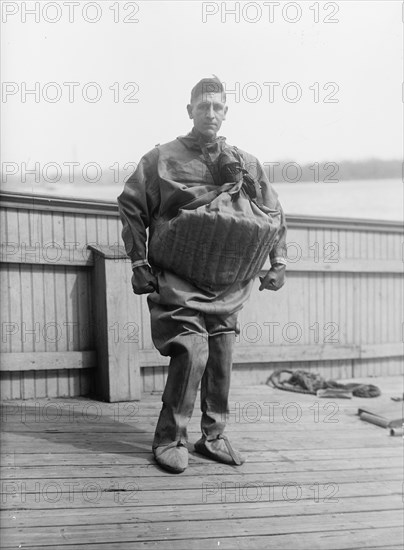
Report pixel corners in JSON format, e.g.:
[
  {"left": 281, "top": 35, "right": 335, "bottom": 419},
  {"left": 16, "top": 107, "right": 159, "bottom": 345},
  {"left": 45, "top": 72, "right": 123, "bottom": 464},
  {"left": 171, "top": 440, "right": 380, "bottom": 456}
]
[{"left": 197, "top": 104, "right": 222, "bottom": 111}]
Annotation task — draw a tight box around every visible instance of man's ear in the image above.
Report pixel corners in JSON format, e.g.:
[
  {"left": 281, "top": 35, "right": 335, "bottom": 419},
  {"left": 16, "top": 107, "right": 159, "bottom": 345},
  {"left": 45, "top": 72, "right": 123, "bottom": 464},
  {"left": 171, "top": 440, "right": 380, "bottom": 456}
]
[
  {"left": 223, "top": 105, "right": 228, "bottom": 119},
  {"left": 186, "top": 104, "right": 193, "bottom": 119}
]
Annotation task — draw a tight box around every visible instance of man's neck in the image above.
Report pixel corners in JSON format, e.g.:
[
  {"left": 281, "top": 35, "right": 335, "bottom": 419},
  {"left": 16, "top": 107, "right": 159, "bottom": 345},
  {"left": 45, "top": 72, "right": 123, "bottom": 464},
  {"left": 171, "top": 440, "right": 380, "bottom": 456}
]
[{"left": 191, "top": 127, "right": 217, "bottom": 143}]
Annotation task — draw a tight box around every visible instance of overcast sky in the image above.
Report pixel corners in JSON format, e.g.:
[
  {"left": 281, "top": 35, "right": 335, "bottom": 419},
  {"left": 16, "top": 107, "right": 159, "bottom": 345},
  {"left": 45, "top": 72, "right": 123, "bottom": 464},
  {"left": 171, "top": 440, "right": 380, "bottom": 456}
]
[{"left": 1, "top": 0, "right": 402, "bottom": 172}]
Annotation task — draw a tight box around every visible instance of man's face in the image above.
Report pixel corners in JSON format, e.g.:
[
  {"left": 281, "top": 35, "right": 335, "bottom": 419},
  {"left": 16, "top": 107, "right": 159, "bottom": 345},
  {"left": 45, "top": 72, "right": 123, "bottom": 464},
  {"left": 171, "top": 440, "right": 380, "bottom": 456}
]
[{"left": 187, "top": 92, "right": 228, "bottom": 139}]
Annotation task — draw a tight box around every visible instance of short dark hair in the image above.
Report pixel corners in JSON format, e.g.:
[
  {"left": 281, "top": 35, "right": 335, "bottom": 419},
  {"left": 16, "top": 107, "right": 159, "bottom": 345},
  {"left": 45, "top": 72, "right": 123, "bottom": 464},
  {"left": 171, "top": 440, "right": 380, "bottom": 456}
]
[{"left": 190, "top": 76, "right": 226, "bottom": 104}]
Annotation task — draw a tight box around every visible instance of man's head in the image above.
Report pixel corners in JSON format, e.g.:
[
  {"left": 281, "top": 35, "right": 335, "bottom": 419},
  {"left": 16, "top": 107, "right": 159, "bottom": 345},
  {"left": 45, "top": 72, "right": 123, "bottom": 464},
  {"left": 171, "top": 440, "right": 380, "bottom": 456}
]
[{"left": 187, "top": 76, "right": 228, "bottom": 140}]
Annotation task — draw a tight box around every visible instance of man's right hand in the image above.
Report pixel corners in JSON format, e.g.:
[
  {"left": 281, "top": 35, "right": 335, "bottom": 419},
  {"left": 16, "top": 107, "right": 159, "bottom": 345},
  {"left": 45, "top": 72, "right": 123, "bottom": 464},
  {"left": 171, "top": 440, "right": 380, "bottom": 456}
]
[{"left": 131, "top": 265, "right": 159, "bottom": 295}]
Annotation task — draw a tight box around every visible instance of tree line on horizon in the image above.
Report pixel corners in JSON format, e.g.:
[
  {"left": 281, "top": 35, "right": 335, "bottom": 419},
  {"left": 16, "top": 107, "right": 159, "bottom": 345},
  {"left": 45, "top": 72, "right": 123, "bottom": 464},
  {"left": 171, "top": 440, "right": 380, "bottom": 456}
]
[{"left": 263, "top": 158, "right": 402, "bottom": 183}]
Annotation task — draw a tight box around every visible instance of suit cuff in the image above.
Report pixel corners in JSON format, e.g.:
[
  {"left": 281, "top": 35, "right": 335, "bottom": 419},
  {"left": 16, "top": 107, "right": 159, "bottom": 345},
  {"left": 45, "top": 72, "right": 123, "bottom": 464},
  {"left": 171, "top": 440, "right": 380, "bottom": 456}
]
[
  {"left": 131, "top": 259, "right": 149, "bottom": 270},
  {"left": 270, "top": 256, "right": 287, "bottom": 267}
]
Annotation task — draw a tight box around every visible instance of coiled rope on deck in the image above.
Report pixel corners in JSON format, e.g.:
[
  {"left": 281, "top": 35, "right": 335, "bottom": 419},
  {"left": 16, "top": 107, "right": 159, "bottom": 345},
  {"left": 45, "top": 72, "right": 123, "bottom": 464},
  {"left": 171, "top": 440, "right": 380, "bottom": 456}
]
[{"left": 266, "top": 369, "right": 381, "bottom": 398}]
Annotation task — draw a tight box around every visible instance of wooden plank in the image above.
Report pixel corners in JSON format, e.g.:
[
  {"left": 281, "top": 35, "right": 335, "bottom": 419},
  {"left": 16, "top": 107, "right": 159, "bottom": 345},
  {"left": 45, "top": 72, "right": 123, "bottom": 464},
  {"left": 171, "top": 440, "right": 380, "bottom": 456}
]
[
  {"left": 64, "top": 267, "right": 77, "bottom": 352},
  {"left": 3, "top": 510, "right": 399, "bottom": 546},
  {"left": 1, "top": 494, "right": 402, "bottom": 528},
  {"left": 51, "top": 212, "right": 68, "bottom": 399},
  {"left": 40, "top": 216, "right": 57, "bottom": 396},
  {"left": 0, "top": 209, "right": 8, "bottom": 247},
  {"left": 0, "top": 479, "right": 400, "bottom": 510},
  {"left": 2, "top": 420, "right": 399, "bottom": 440},
  {"left": 79, "top": 367, "right": 93, "bottom": 396},
  {"left": 76, "top": 268, "right": 92, "bottom": 351},
  {"left": 107, "top": 216, "right": 122, "bottom": 247},
  {"left": 91, "top": 252, "right": 141, "bottom": 402},
  {"left": 0, "top": 193, "right": 120, "bottom": 217},
  {"left": 33, "top": 371, "right": 48, "bottom": 399},
  {"left": 2, "top": 433, "right": 400, "bottom": 456},
  {"left": 0, "top": 372, "right": 12, "bottom": 400},
  {"left": 42, "top": 267, "right": 57, "bottom": 354},
  {"left": 104, "top": 256, "right": 140, "bottom": 399},
  {"left": 88, "top": 244, "right": 127, "bottom": 259},
  {"left": 83, "top": 214, "right": 97, "bottom": 252},
  {"left": 0, "top": 407, "right": 389, "bottom": 427},
  {"left": 0, "top": 510, "right": 402, "bottom": 547},
  {"left": 19, "top": 265, "right": 34, "bottom": 353},
  {"left": 0, "top": 351, "right": 97, "bottom": 372},
  {"left": 20, "top": 372, "right": 36, "bottom": 400},
  {"left": 285, "top": 258, "right": 404, "bottom": 273},
  {"left": 0, "top": 244, "right": 93, "bottom": 266},
  {"left": 67, "top": 368, "right": 82, "bottom": 397},
  {"left": 1, "top": 446, "right": 400, "bottom": 466},
  {"left": 232, "top": 342, "right": 402, "bottom": 364},
  {"left": 1, "top": 384, "right": 399, "bottom": 418},
  {"left": 5, "top": 467, "right": 399, "bottom": 498},
  {"left": 39, "top": 210, "right": 53, "bottom": 247},
  {"left": 2, "top": 528, "right": 395, "bottom": 550},
  {"left": 9, "top": 371, "right": 22, "bottom": 399},
  {"left": 96, "top": 215, "right": 109, "bottom": 247},
  {"left": 0, "top": 268, "right": 11, "bottom": 353},
  {"left": 2, "top": 456, "right": 402, "bottom": 481},
  {"left": 360, "top": 342, "right": 403, "bottom": 359}
]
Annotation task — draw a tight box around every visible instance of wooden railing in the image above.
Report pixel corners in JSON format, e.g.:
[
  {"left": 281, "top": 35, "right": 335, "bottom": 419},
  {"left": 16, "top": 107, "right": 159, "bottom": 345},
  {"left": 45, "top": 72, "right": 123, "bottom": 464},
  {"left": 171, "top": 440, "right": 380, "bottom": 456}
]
[{"left": 1, "top": 191, "right": 403, "bottom": 400}]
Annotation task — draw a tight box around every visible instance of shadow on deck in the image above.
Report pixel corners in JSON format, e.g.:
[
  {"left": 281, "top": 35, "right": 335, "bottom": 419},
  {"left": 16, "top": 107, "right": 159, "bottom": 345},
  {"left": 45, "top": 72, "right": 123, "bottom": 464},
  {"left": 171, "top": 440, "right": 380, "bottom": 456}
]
[{"left": 1, "top": 376, "right": 403, "bottom": 549}]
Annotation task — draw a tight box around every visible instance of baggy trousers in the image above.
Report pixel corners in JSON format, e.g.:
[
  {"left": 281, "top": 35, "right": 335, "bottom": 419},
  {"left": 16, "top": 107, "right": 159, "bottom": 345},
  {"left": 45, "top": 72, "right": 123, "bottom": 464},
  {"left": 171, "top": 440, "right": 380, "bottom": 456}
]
[{"left": 148, "top": 300, "right": 239, "bottom": 448}]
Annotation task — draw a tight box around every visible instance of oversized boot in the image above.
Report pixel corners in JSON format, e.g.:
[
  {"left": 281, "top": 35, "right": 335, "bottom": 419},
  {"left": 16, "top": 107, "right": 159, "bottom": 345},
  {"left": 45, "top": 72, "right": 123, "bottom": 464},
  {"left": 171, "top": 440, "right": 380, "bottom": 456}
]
[
  {"left": 194, "top": 333, "right": 245, "bottom": 466},
  {"left": 153, "top": 333, "right": 209, "bottom": 473}
]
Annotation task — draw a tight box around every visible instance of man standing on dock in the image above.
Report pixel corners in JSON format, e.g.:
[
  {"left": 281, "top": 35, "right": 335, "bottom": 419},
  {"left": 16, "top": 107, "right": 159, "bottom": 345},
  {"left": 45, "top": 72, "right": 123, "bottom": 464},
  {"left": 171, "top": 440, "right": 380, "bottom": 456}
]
[{"left": 118, "top": 76, "right": 287, "bottom": 473}]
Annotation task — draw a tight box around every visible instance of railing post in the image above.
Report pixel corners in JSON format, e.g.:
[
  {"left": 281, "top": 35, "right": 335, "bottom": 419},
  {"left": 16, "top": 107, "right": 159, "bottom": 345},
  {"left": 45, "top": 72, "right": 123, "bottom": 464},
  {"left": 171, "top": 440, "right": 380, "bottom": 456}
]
[{"left": 88, "top": 244, "right": 141, "bottom": 402}]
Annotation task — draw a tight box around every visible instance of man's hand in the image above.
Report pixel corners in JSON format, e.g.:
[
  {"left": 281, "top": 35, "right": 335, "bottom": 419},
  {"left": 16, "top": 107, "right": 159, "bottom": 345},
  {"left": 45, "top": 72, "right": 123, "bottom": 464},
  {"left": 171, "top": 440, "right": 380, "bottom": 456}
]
[
  {"left": 259, "top": 264, "right": 286, "bottom": 291},
  {"left": 131, "top": 265, "right": 159, "bottom": 295}
]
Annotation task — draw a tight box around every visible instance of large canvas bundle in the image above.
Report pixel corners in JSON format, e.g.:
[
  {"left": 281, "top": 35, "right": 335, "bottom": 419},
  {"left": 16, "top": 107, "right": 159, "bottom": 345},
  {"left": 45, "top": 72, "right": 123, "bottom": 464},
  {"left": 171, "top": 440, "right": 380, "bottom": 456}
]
[{"left": 148, "top": 169, "right": 282, "bottom": 290}]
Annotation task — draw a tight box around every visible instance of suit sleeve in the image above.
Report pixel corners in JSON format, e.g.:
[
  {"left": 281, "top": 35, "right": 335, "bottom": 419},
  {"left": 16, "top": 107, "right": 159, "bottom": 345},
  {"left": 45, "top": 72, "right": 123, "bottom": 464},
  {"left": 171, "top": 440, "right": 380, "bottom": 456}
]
[
  {"left": 117, "top": 148, "right": 160, "bottom": 264},
  {"left": 254, "top": 158, "right": 288, "bottom": 266}
]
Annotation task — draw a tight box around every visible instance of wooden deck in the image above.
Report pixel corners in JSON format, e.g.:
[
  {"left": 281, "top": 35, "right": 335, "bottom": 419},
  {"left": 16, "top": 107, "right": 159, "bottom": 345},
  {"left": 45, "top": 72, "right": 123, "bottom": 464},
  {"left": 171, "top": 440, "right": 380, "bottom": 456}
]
[{"left": 1, "top": 376, "right": 403, "bottom": 549}]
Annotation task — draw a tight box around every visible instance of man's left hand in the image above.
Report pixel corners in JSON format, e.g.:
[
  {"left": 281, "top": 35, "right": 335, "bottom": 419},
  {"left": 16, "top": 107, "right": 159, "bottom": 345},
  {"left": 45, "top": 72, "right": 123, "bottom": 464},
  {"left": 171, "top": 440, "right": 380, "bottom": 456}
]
[{"left": 259, "top": 264, "right": 286, "bottom": 291}]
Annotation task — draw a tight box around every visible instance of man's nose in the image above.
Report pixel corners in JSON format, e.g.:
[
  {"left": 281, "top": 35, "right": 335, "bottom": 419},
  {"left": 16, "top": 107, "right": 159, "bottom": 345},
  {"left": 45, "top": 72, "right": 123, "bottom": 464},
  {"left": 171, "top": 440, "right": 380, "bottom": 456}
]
[{"left": 206, "top": 105, "right": 215, "bottom": 118}]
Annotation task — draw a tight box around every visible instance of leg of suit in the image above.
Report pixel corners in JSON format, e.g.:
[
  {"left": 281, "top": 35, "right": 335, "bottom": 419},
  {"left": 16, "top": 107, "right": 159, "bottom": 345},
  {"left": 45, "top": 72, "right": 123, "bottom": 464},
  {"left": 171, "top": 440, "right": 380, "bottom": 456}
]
[
  {"left": 200, "top": 332, "right": 235, "bottom": 438},
  {"left": 148, "top": 300, "right": 209, "bottom": 448},
  {"left": 195, "top": 312, "right": 245, "bottom": 465},
  {"left": 153, "top": 332, "right": 209, "bottom": 448}
]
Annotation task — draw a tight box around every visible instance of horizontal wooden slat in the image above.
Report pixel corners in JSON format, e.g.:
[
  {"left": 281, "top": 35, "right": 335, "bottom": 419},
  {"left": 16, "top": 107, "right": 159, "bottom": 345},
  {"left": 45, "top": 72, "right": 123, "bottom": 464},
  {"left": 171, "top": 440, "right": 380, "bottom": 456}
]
[
  {"left": 286, "top": 259, "right": 404, "bottom": 273},
  {"left": 0, "top": 193, "right": 119, "bottom": 217},
  {"left": 233, "top": 343, "right": 404, "bottom": 363},
  {"left": 139, "top": 343, "right": 403, "bottom": 368},
  {"left": 0, "top": 351, "right": 97, "bottom": 372},
  {"left": 88, "top": 244, "right": 128, "bottom": 260},
  {"left": 245, "top": 343, "right": 403, "bottom": 362},
  {"left": 0, "top": 244, "right": 94, "bottom": 266},
  {"left": 140, "top": 350, "right": 169, "bottom": 367},
  {"left": 361, "top": 343, "right": 404, "bottom": 359},
  {"left": 234, "top": 344, "right": 360, "bottom": 363}
]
